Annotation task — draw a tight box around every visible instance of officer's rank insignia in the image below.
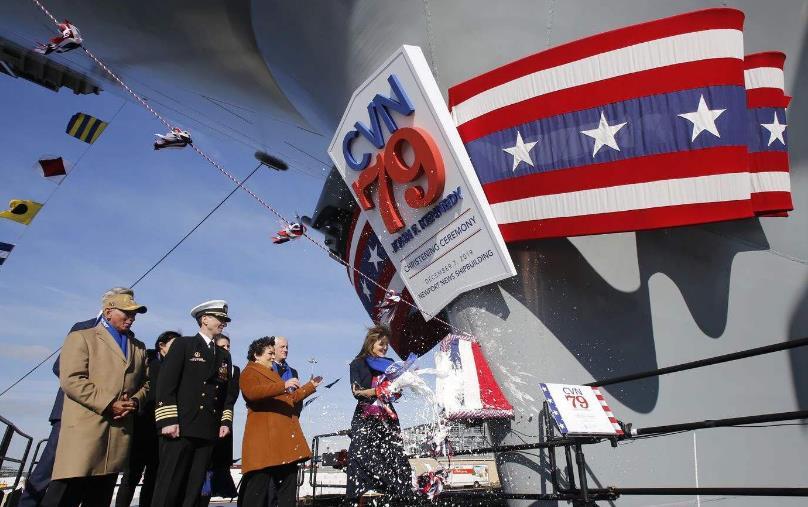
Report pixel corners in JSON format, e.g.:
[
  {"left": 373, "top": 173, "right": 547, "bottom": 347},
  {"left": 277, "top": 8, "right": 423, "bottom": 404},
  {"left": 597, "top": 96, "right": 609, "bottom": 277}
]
[
  {"left": 191, "top": 350, "right": 206, "bottom": 362},
  {"left": 194, "top": 351, "right": 201, "bottom": 357}
]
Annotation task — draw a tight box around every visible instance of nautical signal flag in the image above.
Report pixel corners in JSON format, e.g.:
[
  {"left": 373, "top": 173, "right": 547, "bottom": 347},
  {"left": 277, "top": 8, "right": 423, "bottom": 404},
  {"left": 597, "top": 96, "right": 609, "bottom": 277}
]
[
  {"left": 0, "top": 242, "right": 13, "bottom": 266},
  {"left": 36, "top": 156, "right": 69, "bottom": 184},
  {"left": 65, "top": 112, "right": 108, "bottom": 144},
  {"left": 449, "top": 9, "right": 792, "bottom": 241},
  {"left": 0, "top": 199, "right": 43, "bottom": 225},
  {"left": 38, "top": 157, "right": 67, "bottom": 178}
]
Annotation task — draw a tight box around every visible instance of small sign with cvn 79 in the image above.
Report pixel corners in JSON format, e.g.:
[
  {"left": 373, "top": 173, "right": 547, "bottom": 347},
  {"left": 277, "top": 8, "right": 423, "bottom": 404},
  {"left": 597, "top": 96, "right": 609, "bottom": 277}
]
[{"left": 540, "top": 383, "right": 624, "bottom": 436}]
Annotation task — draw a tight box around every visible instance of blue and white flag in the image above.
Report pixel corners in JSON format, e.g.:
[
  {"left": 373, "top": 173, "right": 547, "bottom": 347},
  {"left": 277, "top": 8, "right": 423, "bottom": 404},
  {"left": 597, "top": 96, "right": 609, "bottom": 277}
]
[{"left": 0, "top": 242, "right": 14, "bottom": 266}]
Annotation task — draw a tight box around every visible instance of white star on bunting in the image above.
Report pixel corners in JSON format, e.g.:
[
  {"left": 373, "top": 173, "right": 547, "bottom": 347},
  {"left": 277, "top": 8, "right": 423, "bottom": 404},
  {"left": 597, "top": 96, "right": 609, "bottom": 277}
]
[
  {"left": 580, "top": 111, "right": 627, "bottom": 157},
  {"left": 761, "top": 112, "right": 787, "bottom": 146},
  {"left": 360, "top": 279, "right": 371, "bottom": 300},
  {"left": 678, "top": 94, "right": 725, "bottom": 141},
  {"left": 502, "top": 131, "right": 538, "bottom": 171},
  {"left": 367, "top": 244, "right": 384, "bottom": 272}
]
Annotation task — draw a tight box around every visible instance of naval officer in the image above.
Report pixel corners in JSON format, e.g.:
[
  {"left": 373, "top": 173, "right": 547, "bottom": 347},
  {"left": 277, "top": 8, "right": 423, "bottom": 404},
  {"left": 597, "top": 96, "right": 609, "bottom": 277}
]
[{"left": 151, "top": 300, "right": 236, "bottom": 507}]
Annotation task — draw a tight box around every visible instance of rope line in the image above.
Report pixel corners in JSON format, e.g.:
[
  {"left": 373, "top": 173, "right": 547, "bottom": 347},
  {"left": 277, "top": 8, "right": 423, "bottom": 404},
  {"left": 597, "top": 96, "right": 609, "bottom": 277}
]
[
  {"left": 130, "top": 162, "right": 264, "bottom": 288},
  {"left": 0, "top": 349, "right": 61, "bottom": 398}
]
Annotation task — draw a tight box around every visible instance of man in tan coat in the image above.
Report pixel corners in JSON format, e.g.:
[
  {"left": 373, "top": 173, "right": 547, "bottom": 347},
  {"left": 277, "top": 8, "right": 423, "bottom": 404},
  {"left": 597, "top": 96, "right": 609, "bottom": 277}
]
[{"left": 42, "top": 291, "right": 149, "bottom": 507}]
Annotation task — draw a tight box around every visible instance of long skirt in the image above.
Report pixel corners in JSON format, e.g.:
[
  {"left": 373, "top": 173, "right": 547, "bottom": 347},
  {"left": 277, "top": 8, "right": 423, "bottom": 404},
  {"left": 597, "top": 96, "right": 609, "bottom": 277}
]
[{"left": 345, "top": 412, "right": 413, "bottom": 500}]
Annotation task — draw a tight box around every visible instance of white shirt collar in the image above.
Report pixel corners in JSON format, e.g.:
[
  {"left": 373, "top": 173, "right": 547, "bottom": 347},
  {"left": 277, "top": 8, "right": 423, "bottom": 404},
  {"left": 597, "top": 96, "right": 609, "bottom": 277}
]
[{"left": 199, "top": 331, "right": 214, "bottom": 346}]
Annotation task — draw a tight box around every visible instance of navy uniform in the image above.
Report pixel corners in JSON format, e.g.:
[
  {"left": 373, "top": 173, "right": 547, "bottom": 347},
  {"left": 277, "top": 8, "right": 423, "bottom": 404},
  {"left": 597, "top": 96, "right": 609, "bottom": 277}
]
[{"left": 151, "top": 301, "right": 236, "bottom": 507}]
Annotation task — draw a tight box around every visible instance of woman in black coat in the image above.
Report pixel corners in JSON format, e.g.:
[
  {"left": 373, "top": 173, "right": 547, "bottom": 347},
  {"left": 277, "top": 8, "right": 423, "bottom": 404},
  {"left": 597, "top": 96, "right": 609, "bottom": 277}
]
[
  {"left": 115, "top": 331, "right": 180, "bottom": 507},
  {"left": 345, "top": 325, "right": 413, "bottom": 503},
  {"left": 198, "top": 334, "right": 240, "bottom": 506}
]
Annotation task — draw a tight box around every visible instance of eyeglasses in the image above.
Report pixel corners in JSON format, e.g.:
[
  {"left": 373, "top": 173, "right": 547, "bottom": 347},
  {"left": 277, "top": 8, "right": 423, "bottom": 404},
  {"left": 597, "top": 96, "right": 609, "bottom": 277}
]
[{"left": 112, "top": 308, "right": 138, "bottom": 319}]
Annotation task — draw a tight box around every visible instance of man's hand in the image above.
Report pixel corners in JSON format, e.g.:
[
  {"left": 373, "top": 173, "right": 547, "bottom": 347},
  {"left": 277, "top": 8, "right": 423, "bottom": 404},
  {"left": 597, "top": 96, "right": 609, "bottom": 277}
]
[
  {"left": 284, "top": 378, "right": 300, "bottom": 390},
  {"left": 110, "top": 393, "right": 137, "bottom": 420},
  {"left": 311, "top": 376, "right": 323, "bottom": 388},
  {"left": 219, "top": 425, "right": 230, "bottom": 438},
  {"left": 161, "top": 424, "right": 180, "bottom": 438}
]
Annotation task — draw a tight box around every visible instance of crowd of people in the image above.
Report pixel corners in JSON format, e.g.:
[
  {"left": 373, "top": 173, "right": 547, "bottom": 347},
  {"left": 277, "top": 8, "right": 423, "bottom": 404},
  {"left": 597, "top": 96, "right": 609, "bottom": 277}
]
[{"left": 17, "top": 287, "right": 416, "bottom": 507}]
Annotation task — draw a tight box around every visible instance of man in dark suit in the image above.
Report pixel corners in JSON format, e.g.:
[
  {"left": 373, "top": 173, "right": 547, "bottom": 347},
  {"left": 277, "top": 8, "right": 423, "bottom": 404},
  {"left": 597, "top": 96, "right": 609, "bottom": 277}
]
[
  {"left": 151, "top": 300, "right": 235, "bottom": 507},
  {"left": 19, "top": 288, "right": 133, "bottom": 507}
]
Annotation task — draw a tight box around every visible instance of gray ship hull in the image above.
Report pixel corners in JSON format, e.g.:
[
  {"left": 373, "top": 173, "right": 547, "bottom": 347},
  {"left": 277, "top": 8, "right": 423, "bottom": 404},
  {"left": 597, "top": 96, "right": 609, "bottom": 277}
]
[{"left": 258, "top": 2, "right": 808, "bottom": 505}]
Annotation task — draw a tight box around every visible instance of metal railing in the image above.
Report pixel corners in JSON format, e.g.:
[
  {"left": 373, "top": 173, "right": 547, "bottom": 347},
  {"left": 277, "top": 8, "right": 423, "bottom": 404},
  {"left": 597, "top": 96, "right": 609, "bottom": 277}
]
[
  {"left": 305, "top": 336, "right": 808, "bottom": 505},
  {"left": 0, "top": 414, "right": 34, "bottom": 492}
]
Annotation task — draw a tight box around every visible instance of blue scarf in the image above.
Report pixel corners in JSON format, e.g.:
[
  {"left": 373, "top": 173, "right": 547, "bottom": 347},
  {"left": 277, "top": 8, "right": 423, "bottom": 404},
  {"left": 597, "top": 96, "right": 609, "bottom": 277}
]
[
  {"left": 365, "top": 356, "right": 394, "bottom": 374},
  {"left": 101, "top": 317, "right": 127, "bottom": 359},
  {"left": 273, "top": 360, "right": 297, "bottom": 392},
  {"left": 273, "top": 360, "right": 294, "bottom": 381}
]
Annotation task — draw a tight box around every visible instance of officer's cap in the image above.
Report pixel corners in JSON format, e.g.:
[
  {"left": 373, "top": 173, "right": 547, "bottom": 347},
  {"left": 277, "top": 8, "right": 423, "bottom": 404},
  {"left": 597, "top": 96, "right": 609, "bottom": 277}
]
[{"left": 191, "top": 300, "right": 230, "bottom": 322}]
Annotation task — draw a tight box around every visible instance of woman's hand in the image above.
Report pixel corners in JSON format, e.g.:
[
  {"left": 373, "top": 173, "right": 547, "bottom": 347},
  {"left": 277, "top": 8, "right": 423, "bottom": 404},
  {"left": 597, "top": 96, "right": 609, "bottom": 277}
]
[
  {"left": 311, "top": 375, "right": 323, "bottom": 388},
  {"left": 285, "top": 378, "right": 300, "bottom": 390},
  {"left": 352, "top": 385, "right": 376, "bottom": 398}
]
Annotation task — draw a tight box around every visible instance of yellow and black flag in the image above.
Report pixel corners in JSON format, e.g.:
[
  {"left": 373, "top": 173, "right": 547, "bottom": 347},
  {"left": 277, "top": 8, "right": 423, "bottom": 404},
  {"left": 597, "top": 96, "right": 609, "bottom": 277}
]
[
  {"left": 66, "top": 112, "right": 108, "bottom": 144},
  {"left": 0, "top": 199, "right": 43, "bottom": 225}
]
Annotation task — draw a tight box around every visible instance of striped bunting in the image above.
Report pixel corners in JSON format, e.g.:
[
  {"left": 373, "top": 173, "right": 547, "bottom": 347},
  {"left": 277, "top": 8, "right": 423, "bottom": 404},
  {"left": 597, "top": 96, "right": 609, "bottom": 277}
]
[
  {"left": 447, "top": 8, "right": 793, "bottom": 241},
  {"left": 65, "top": 112, "right": 108, "bottom": 144},
  {"left": 744, "top": 51, "right": 792, "bottom": 216}
]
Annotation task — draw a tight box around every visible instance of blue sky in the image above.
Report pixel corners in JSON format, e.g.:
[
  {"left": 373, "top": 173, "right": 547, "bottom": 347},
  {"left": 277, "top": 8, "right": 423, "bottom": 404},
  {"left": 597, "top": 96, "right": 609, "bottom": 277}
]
[{"left": 0, "top": 71, "right": 423, "bottom": 452}]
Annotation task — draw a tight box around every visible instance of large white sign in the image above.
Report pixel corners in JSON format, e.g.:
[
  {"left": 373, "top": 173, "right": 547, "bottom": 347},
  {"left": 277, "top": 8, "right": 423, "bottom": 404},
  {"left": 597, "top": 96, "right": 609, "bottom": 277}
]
[
  {"left": 540, "top": 383, "right": 623, "bottom": 436},
  {"left": 328, "top": 45, "right": 515, "bottom": 319}
]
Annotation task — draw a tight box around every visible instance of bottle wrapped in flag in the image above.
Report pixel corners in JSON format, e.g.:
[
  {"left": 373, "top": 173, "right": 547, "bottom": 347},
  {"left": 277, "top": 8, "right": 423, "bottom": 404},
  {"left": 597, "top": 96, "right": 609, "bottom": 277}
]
[
  {"left": 744, "top": 52, "right": 792, "bottom": 216},
  {"left": 435, "top": 334, "right": 513, "bottom": 420},
  {"left": 448, "top": 8, "right": 793, "bottom": 241}
]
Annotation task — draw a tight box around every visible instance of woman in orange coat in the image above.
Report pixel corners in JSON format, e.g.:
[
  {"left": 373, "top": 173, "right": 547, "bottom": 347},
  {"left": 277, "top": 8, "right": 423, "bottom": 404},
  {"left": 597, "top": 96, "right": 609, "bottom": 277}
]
[{"left": 238, "top": 336, "right": 320, "bottom": 507}]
